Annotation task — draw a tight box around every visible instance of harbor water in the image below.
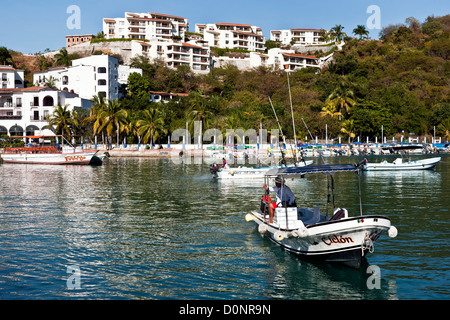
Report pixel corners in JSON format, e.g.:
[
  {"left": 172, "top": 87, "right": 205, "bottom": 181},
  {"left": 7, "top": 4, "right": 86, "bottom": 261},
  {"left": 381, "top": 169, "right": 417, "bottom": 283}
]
[{"left": 0, "top": 154, "right": 449, "bottom": 300}]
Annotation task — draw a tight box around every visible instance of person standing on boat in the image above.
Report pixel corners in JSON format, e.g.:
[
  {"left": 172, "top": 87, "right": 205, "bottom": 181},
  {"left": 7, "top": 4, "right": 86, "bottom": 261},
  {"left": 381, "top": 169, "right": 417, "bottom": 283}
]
[
  {"left": 221, "top": 157, "right": 230, "bottom": 169},
  {"left": 263, "top": 176, "right": 296, "bottom": 221}
]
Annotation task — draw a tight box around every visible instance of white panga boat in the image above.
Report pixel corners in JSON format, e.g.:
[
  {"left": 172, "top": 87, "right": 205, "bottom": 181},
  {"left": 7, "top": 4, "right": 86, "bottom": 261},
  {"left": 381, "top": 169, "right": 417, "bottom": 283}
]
[
  {"left": 362, "top": 157, "right": 441, "bottom": 171},
  {"left": 245, "top": 162, "right": 398, "bottom": 268},
  {"left": 0, "top": 135, "right": 104, "bottom": 165},
  {"left": 210, "top": 160, "right": 313, "bottom": 179}
]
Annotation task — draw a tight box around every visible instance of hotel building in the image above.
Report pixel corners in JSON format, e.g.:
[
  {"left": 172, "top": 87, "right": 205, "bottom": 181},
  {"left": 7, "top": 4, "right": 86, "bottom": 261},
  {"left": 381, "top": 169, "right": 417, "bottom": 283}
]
[
  {"left": 0, "top": 86, "right": 86, "bottom": 137},
  {"left": 103, "top": 12, "right": 188, "bottom": 41},
  {"left": 33, "top": 55, "right": 142, "bottom": 101},
  {"left": 1, "top": 65, "right": 25, "bottom": 89},
  {"left": 131, "top": 38, "right": 212, "bottom": 73},
  {"left": 195, "top": 23, "right": 265, "bottom": 53},
  {"left": 270, "top": 28, "right": 330, "bottom": 46}
]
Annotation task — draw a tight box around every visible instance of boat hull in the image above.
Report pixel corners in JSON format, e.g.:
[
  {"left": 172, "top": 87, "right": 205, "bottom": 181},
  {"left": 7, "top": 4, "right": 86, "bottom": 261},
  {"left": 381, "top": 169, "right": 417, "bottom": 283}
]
[
  {"left": 0, "top": 150, "right": 100, "bottom": 165},
  {"left": 363, "top": 157, "right": 441, "bottom": 171},
  {"left": 248, "top": 211, "right": 392, "bottom": 269}
]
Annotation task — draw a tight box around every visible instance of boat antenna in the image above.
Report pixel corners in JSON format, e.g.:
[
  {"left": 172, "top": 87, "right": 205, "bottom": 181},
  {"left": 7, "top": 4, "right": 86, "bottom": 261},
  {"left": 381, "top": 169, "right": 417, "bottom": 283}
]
[
  {"left": 301, "top": 117, "right": 326, "bottom": 164},
  {"left": 268, "top": 96, "right": 288, "bottom": 165},
  {"left": 287, "top": 72, "right": 298, "bottom": 162}
]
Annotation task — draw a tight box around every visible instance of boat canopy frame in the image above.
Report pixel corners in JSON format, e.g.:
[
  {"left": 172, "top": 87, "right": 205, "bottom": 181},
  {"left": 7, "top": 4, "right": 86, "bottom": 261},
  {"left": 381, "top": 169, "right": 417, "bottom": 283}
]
[{"left": 263, "top": 162, "right": 366, "bottom": 224}]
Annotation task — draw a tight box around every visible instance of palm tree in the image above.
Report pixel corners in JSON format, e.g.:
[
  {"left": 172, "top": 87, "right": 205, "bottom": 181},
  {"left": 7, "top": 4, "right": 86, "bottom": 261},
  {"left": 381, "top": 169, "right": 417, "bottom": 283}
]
[
  {"left": 97, "top": 99, "right": 128, "bottom": 147},
  {"left": 353, "top": 25, "right": 370, "bottom": 39},
  {"left": 137, "top": 108, "right": 167, "bottom": 145},
  {"left": 54, "top": 48, "right": 71, "bottom": 66},
  {"left": 320, "top": 101, "right": 343, "bottom": 118},
  {"left": 43, "top": 76, "right": 58, "bottom": 89},
  {"left": 47, "top": 104, "right": 73, "bottom": 139},
  {"left": 326, "top": 78, "right": 356, "bottom": 120},
  {"left": 84, "top": 94, "right": 107, "bottom": 144},
  {"left": 341, "top": 119, "right": 356, "bottom": 143},
  {"left": 331, "top": 25, "right": 347, "bottom": 43},
  {"left": 186, "top": 91, "right": 213, "bottom": 131},
  {"left": 437, "top": 118, "right": 450, "bottom": 142}
]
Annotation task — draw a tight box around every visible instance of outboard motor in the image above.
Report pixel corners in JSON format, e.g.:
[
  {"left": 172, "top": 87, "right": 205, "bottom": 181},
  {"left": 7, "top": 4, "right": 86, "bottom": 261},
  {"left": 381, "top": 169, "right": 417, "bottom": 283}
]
[{"left": 210, "top": 163, "right": 220, "bottom": 177}]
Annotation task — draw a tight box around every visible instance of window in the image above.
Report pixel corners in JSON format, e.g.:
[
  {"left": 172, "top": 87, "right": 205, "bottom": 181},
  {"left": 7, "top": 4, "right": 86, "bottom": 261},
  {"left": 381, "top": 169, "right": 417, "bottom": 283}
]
[
  {"left": 98, "top": 79, "right": 107, "bottom": 86},
  {"left": 98, "top": 67, "right": 107, "bottom": 73},
  {"left": 43, "top": 95, "right": 54, "bottom": 106}
]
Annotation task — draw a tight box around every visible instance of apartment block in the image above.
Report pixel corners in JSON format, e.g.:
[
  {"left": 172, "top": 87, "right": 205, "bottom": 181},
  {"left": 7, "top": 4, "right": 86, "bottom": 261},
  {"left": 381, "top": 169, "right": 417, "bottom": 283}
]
[
  {"left": 195, "top": 23, "right": 265, "bottom": 53},
  {"left": 0, "top": 86, "right": 85, "bottom": 137},
  {"left": 33, "top": 55, "right": 142, "bottom": 101},
  {"left": 270, "top": 28, "right": 330, "bottom": 46},
  {"left": 214, "top": 48, "right": 332, "bottom": 72},
  {"left": 131, "top": 38, "right": 212, "bottom": 73},
  {"left": 103, "top": 12, "right": 188, "bottom": 41},
  {"left": 1, "top": 65, "right": 25, "bottom": 89}
]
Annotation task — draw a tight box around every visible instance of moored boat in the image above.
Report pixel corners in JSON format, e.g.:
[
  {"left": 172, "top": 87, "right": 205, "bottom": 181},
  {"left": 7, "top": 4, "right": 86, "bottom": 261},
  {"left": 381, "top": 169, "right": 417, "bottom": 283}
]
[
  {"left": 245, "top": 162, "right": 398, "bottom": 268},
  {"left": 210, "top": 160, "right": 313, "bottom": 179},
  {"left": 362, "top": 157, "right": 441, "bottom": 171},
  {"left": 0, "top": 135, "right": 104, "bottom": 165}
]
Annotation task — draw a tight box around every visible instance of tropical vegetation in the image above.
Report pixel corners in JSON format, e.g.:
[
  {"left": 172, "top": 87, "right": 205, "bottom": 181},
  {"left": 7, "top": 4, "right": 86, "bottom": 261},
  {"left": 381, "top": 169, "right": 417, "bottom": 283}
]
[{"left": 4, "top": 15, "right": 450, "bottom": 146}]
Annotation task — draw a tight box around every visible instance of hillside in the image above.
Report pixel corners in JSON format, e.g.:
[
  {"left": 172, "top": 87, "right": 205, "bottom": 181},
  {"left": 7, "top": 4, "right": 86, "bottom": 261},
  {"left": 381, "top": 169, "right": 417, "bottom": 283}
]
[{"left": 2, "top": 14, "right": 449, "bottom": 144}]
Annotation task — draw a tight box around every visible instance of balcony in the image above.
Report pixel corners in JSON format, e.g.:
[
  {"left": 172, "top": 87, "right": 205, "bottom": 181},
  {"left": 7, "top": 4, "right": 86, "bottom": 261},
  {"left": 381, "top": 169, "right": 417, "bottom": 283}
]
[{"left": 0, "top": 114, "right": 21, "bottom": 120}]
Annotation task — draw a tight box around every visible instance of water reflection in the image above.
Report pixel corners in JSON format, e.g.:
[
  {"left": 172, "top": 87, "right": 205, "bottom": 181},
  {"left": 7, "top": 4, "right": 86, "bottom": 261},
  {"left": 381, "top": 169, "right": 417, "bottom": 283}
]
[{"left": 0, "top": 156, "right": 448, "bottom": 299}]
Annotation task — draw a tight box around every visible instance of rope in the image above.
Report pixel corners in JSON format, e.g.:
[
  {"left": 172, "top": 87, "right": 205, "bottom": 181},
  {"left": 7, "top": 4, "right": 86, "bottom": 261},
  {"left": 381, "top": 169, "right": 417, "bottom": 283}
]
[{"left": 362, "top": 232, "right": 374, "bottom": 256}]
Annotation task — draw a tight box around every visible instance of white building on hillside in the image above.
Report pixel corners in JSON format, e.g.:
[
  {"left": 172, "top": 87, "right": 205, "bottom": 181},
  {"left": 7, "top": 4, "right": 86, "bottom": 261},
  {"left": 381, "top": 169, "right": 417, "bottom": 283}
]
[
  {"left": 33, "top": 55, "right": 142, "bottom": 101},
  {"left": 270, "top": 28, "right": 330, "bottom": 46},
  {"left": 103, "top": 12, "right": 188, "bottom": 41},
  {"left": 195, "top": 23, "right": 265, "bottom": 53},
  {"left": 213, "top": 48, "right": 333, "bottom": 72},
  {"left": 0, "top": 86, "right": 86, "bottom": 137},
  {"left": 131, "top": 38, "right": 212, "bottom": 73},
  {"left": 1, "top": 65, "right": 25, "bottom": 89}
]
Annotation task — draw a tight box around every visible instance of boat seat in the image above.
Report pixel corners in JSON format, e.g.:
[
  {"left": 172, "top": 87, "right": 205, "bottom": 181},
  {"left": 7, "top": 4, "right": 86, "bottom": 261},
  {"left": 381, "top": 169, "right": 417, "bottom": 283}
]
[
  {"left": 302, "top": 206, "right": 321, "bottom": 225},
  {"left": 329, "top": 208, "right": 348, "bottom": 221}
]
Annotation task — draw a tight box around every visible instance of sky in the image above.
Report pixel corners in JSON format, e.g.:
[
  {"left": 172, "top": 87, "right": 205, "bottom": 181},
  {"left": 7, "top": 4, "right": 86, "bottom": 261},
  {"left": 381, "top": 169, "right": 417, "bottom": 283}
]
[{"left": 1, "top": 0, "right": 449, "bottom": 54}]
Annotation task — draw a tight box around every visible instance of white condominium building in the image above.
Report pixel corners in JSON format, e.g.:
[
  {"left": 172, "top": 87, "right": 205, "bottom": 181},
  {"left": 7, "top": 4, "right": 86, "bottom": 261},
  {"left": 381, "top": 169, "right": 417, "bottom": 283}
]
[
  {"left": 0, "top": 86, "right": 85, "bottom": 137},
  {"left": 103, "top": 12, "right": 188, "bottom": 41},
  {"left": 195, "top": 23, "right": 265, "bottom": 52},
  {"left": 1, "top": 65, "right": 25, "bottom": 89},
  {"left": 33, "top": 55, "right": 142, "bottom": 101},
  {"left": 270, "top": 28, "right": 330, "bottom": 46},
  {"left": 131, "top": 38, "right": 212, "bottom": 74}
]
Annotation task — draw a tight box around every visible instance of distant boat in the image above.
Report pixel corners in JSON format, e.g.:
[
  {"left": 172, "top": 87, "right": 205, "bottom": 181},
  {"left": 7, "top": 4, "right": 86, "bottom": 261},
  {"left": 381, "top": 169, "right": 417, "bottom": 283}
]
[
  {"left": 210, "top": 160, "right": 313, "bottom": 179},
  {"left": 0, "top": 135, "right": 104, "bottom": 165},
  {"left": 362, "top": 157, "right": 441, "bottom": 171}
]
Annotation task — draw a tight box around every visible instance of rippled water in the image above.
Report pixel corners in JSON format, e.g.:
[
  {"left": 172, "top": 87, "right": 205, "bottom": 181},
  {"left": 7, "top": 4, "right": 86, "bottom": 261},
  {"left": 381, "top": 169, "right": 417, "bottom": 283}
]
[{"left": 0, "top": 155, "right": 449, "bottom": 300}]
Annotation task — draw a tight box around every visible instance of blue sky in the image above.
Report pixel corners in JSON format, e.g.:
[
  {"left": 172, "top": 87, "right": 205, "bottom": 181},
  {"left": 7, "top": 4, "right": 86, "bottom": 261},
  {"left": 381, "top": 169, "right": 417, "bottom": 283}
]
[{"left": 1, "top": 0, "right": 449, "bottom": 54}]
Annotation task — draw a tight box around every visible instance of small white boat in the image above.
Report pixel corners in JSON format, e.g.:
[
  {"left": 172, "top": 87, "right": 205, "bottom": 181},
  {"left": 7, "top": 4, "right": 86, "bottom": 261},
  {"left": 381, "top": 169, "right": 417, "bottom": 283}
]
[
  {"left": 0, "top": 135, "right": 103, "bottom": 165},
  {"left": 362, "top": 157, "right": 441, "bottom": 171},
  {"left": 210, "top": 160, "right": 313, "bottom": 179},
  {"left": 245, "top": 163, "right": 398, "bottom": 268}
]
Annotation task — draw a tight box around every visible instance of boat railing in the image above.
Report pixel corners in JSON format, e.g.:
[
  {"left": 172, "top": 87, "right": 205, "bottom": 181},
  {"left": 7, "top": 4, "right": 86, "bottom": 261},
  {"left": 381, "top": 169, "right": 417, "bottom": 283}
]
[{"left": 2, "top": 146, "right": 62, "bottom": 153}]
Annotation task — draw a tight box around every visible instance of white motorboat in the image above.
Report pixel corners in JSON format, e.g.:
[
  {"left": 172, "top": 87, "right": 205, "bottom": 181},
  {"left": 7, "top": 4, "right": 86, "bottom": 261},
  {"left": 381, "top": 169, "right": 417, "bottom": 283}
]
[
  {"left": 362, "top": 157, "right": 441, "bottom": 171},
  {"left": 245, "top": 163, "right": 398, "bottom": 268},
  {"left": 210, "top": 160, "right": 313, "bottom": 179},
  {"left": 0, "top": 135, "right": 104, "bottom": 165}
]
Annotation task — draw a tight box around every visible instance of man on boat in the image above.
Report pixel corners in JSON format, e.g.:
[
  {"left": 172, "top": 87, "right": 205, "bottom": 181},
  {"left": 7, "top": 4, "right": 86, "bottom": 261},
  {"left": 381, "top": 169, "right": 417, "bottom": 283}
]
[
  {"left": 221, "top": 157, "right": 230, "bottom": 169},
  {"left": 263, "top": 176, "right": 296, "bottom": 222}
]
